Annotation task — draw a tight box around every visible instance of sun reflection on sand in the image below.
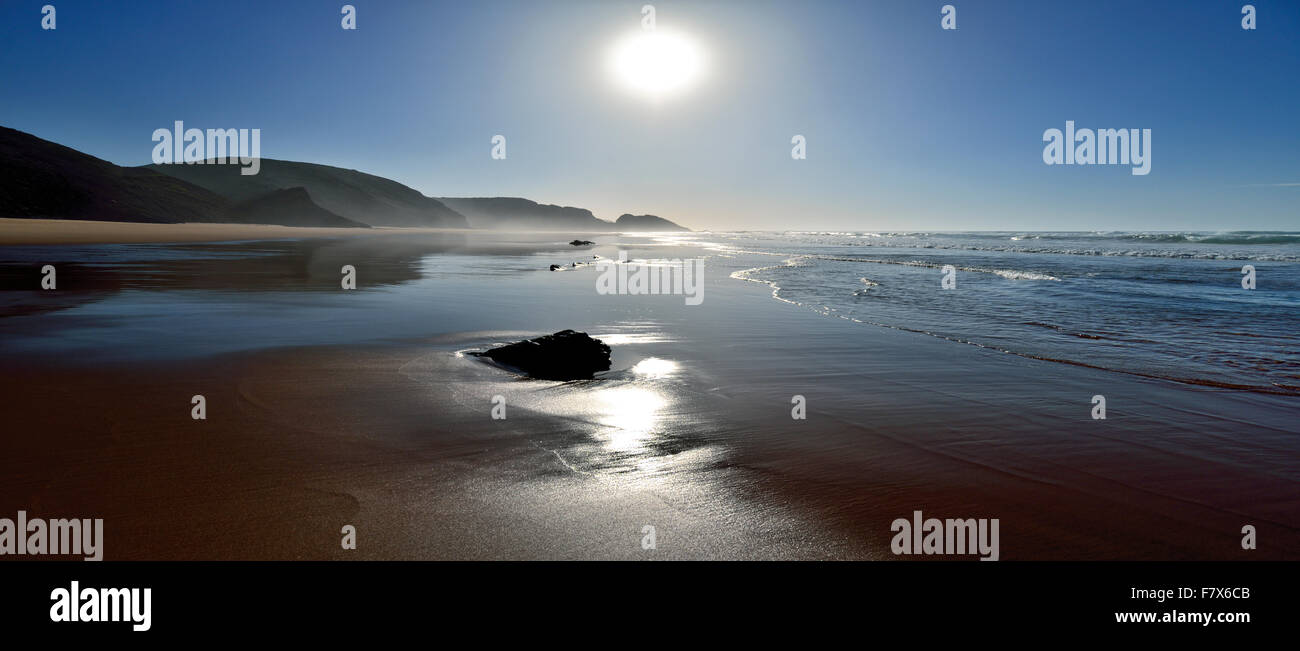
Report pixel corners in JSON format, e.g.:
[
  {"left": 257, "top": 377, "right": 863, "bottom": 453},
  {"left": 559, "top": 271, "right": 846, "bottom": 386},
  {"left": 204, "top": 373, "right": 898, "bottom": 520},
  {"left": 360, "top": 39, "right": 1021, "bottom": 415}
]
[
  {"left": 590, "top": 332, "right": 674, "bottom": 346},
  {"left": 629, "top": 356, "right": 679, "bottom": 378},
  {"left": 588, "top": 358, "right": 682, "bottom": 453},
  {"left": 595, "top": 385, "right": 667, "bottom": 453},
  {"left": 460, "top": 347, "right": 700, "bottom": 472}
]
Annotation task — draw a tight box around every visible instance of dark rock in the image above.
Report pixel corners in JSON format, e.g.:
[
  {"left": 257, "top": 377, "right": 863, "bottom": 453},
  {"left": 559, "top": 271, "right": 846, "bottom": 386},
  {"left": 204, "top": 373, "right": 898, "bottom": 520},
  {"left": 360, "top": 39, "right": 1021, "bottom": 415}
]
[
  {"left": 569, "top": 239, "right": 594, "bottom": 246},
  {"left": 470, "top": 330, "right": 611, "bottom": 380}
]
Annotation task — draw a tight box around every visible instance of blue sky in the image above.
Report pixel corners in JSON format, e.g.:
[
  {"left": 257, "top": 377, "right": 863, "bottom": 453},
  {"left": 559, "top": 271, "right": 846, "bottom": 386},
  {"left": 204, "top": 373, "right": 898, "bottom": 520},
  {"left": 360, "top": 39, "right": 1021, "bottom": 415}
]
[{"left": 1, "top": 0, "right": 1296, "bottom": 230}]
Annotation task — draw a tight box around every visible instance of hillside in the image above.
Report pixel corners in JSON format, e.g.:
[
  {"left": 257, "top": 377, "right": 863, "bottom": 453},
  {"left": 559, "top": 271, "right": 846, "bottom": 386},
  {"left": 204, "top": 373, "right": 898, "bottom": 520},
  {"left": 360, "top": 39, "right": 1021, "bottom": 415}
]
[
  {"left": 225, "top": 187, "right": 368, "bottom": 229},
  {"left": 149, "top": 159, "right": 468, "bottom": 228},
  {"left": 0, "top": 126, "right": 228, "bottom": 223},
  {"left": 0, "top": 127, "right": 371, "bottom": 229},
  {"left": 437, "top": 197, "right": 611, "bottom": 230},
  {"left": 0, "top": 125, "right": 688, "bottom": 232},
  {"left": 615, "top": 213, "right": 690, "bottom": 231},
  {"left": 438, "top": 197, "right": 688, "bottom": 231}
]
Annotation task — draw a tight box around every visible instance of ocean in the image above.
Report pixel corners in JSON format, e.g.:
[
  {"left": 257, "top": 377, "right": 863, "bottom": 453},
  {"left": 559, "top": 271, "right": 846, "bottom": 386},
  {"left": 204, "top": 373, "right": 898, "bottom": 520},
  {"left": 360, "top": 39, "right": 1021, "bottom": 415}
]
[{"left": 666, "top": 231, "right": 1300, "bottom": 396}]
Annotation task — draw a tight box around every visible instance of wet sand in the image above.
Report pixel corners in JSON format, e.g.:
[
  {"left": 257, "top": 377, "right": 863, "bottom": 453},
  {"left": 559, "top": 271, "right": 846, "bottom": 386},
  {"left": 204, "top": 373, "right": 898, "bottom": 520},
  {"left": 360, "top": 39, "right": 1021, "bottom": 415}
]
[
  {"left": 0, "top": 344, "right": 844, "bottom": 560},
  {"left": 0, "top": 218, "right": 469, "bottom": 245},
  {"left": 0, "top": 228, "right": 1296, "bottom": 560}
]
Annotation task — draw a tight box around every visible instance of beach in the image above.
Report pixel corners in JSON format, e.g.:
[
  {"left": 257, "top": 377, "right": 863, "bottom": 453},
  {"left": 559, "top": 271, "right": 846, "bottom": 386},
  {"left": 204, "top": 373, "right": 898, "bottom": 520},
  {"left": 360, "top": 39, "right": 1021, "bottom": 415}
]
[
  {"left": 1, "top": 224, "right": 1296, "bottom": 560},
  {"left": 0, "top": 218, "right": 433, "bottom": 246}
]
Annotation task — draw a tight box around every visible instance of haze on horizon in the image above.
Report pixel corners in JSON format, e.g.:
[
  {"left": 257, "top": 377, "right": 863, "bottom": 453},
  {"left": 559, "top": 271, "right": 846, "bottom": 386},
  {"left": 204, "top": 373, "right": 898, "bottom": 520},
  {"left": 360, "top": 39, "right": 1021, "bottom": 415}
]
[{"left": 1, "top": 0, "right": 1296, "bottom": 231}]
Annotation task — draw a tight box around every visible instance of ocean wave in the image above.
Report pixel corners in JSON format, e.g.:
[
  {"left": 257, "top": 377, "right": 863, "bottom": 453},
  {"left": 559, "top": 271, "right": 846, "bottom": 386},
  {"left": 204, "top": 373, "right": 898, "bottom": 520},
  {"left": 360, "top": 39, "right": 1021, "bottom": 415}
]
[
  {"left": 1196, "top": 235, "right": 1300, "bottom": 245},
  {"left": 763, "top": 231, "right": 1300, "bottom": 261},
  {"left": 729, "top": 259, "right": 807, "bottom": 307},
  {"left": 1086, "top": 232, "right": 1300, "bottom": 245},
  {"left": 875, "top": 243, "right": 1297, "bottom": 262},
  {"left": 852, "top": 277, "right": 880, "bottom": 296},
  {"left": 797, "top": 230, "right": 1300, "bottom": 244},
  {"left": 731, "top": 259, "right": 1299, "bottom": 396},
  {"left": 987, "top": 269, "right": 1061, "bottom": 281},
  {"left": 807, "top": 255, "right": 1062, "bottom": 281}
]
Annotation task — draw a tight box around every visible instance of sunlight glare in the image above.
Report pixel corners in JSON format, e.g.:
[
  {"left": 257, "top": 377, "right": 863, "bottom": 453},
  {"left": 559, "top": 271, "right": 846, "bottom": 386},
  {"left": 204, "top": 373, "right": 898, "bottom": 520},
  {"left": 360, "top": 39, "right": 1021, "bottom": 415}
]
[
  {"left": 597, "top": 386, "right": 666, "bottom": 452},
  {"left": 630, "top": 357, "right": 679, "bottom": 378},
  {"left": 609, "top": 30, "right": 706, "bottom": 99}
]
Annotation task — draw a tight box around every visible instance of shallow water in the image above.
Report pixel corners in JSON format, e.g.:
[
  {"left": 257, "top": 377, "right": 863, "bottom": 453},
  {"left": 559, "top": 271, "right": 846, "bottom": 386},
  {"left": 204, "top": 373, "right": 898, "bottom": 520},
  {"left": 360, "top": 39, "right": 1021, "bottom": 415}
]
[
  {"left": 4, "top": 230, "right": 1298, "bottom": 395},
  {"left": 675, "top": 231, "right": 1300, "bottom": 395}
]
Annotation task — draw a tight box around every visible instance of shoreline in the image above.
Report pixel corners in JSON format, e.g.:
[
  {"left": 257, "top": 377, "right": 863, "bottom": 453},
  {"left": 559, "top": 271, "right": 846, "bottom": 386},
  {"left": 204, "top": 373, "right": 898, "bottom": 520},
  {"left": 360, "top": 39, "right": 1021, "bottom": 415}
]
[
  {"left": 0, "top": 218, "right": 478, "bottom": 245},
  {"left": 0, "top": 218, "right": 692, "bottom": 246},
  {"left": 0, "top": 230, "right": 1296, "bottom": 559}
]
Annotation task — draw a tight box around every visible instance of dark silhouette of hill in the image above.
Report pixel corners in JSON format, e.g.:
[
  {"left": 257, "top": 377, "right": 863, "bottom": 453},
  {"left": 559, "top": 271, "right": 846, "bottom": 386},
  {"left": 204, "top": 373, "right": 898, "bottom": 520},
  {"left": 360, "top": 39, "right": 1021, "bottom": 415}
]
[
  {"left": 0, "top": 126, "right": 228, "bottom": 223},
  {"left": 615, "top": 213, "right": 689, "bottom": 231},
  {"left": 1, "top": 126, "right": 688, "bottom": 232},
  {"left": 0, "top": 126, "right": 369, "bottom": 228},
  {"left": 226, "top": 187, "right": 368, "bottom": 228},
  {"left": 439, "top": 197, "right": 688, "bottom": 231},
  {"left": 149, "top": 159, "right": 468, "bottom": 228},
  {"left": 438, "top": 197, "right": 610, "bottom": 230}
]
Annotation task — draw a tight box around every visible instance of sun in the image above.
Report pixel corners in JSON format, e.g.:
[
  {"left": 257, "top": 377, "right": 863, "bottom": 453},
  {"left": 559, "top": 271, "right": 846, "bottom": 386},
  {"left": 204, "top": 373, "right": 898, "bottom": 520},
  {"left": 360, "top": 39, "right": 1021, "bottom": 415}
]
[{"left": 608, "top": 30, "right": 706, "bottom": 99}]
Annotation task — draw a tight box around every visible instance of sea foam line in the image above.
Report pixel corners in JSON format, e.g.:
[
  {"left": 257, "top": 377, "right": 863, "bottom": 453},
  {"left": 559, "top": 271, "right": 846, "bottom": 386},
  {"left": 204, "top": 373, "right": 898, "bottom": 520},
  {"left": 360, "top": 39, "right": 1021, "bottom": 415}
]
[{"left": 729, "top": 257, "right": 1298, "bottom": 396}]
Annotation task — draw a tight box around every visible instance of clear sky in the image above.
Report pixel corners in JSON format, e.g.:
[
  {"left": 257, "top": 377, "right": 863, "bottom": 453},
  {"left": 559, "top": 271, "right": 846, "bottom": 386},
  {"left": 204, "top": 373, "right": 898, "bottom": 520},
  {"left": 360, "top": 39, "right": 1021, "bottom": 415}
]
[{"left": 1, "top": 0, "right": 1297, "bottom": 231}]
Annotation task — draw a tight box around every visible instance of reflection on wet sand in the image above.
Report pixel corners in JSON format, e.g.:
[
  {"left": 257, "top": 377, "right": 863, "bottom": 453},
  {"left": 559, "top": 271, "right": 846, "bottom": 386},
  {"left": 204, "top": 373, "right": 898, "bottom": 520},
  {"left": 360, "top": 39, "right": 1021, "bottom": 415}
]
[
  {"left": 595, "top": 386, "right": 666, "bottom": 453},
  {"left": 629, "top": 356, "right": 678, "bottom": 378},
  {"left": 459, "top": 344, "right": 711, "bottom": 478},
  {"left": 589, "top": 358, "right": 681, "bottom": 455},
  {"left": 0, "top": 230, "right": 616, "bottom": 317}
]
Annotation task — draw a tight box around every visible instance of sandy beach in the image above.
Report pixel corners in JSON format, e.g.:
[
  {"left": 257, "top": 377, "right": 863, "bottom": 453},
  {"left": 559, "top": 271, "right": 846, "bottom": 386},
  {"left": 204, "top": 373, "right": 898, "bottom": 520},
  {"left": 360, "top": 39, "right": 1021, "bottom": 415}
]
[
  {"left": 1, "top": 225, "right": 1295, "bottom": 560},
  {"left": 0, "top": 218, "right": 434, "bottom": 246}
]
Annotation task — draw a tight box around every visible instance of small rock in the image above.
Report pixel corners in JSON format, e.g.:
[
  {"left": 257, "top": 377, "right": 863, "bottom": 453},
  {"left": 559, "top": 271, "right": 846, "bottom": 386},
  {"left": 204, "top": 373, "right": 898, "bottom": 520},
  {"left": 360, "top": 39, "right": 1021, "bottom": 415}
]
[{"left": 470, "top": 330, "right": 612, "bottom": 380}]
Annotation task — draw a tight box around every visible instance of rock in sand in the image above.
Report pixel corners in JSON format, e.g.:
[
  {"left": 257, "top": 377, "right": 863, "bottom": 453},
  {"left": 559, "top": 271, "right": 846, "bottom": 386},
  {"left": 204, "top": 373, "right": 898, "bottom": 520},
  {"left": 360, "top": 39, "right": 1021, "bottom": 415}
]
[{"left": 470, "top": 330, "right": 612, "bottom": 380}]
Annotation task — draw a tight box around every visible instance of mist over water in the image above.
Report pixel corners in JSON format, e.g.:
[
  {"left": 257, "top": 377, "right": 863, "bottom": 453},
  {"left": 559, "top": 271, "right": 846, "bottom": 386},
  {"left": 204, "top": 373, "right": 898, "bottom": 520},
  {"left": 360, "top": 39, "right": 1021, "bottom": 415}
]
[{"left": 679, "top": 231, "right": 1300, "bottom": 395}]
